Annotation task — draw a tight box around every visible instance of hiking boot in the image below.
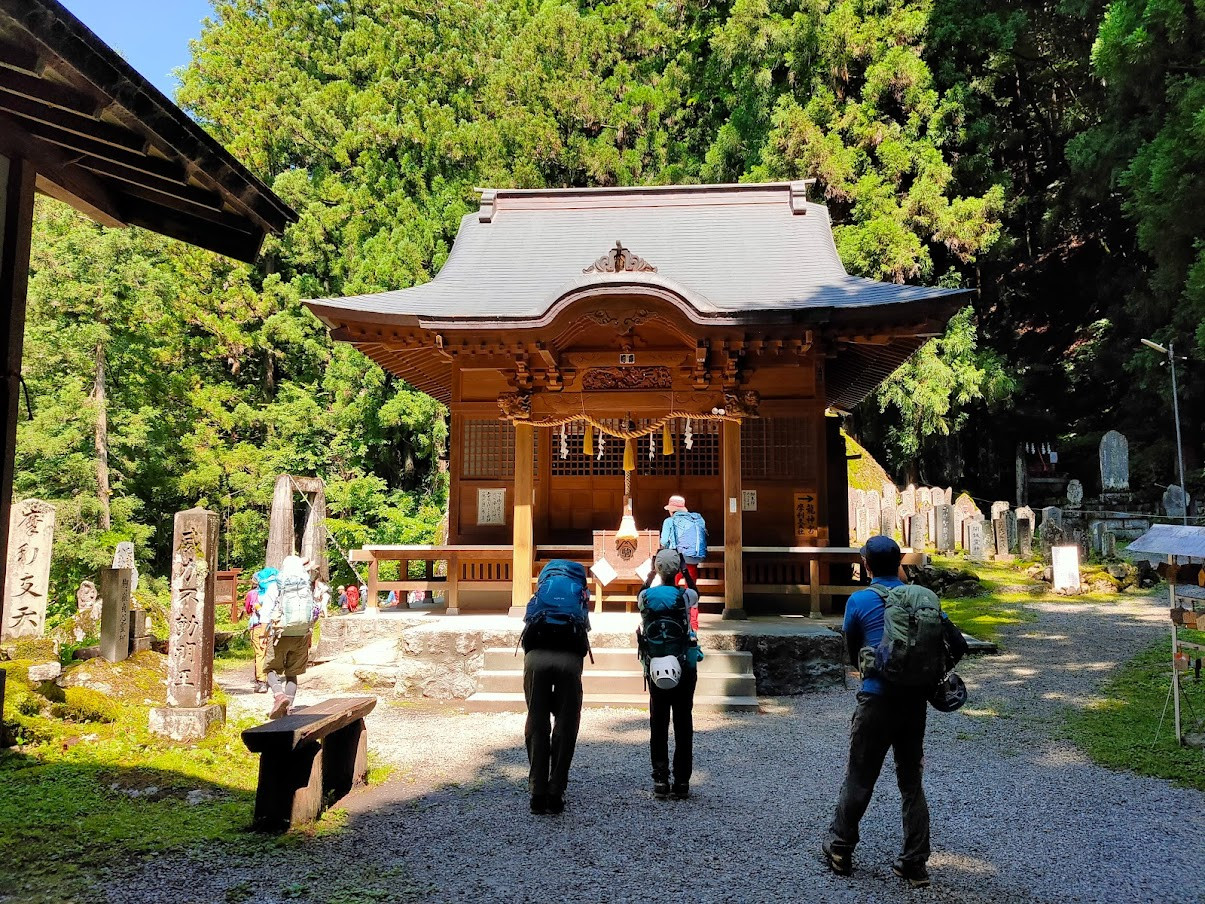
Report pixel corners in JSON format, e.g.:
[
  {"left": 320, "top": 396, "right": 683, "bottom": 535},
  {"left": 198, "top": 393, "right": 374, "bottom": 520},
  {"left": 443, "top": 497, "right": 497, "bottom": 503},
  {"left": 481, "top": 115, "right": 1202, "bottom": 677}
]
[
  {"left": 653, "top": 781, "right": 670, "bottom": 800},
  {"left": 892, "top": 859, "right": 930, "bottom": 888},
  {"left": 268, "top": 693, "right": 290, "bottom": 720},
  {"left": 529, "top": 794, "right": 548, "bottom": 815},
  {"left": 547, "top": 795, "right": 565, "bottom": 815},
  {"left": 822, "top": 841, "right": 852, "bottom": 877},
  {"left": 670, "top": 783, "right": 690, "bottom": 800},
  {"left": 253, "top": 681, "right": 268, "bottom": 694}
]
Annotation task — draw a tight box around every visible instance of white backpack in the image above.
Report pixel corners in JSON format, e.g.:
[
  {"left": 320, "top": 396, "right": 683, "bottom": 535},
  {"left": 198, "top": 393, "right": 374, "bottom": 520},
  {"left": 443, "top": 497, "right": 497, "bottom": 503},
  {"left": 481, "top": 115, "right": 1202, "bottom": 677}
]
[{"left": 275, "top": 573, "right": 315, "bottom": 636}]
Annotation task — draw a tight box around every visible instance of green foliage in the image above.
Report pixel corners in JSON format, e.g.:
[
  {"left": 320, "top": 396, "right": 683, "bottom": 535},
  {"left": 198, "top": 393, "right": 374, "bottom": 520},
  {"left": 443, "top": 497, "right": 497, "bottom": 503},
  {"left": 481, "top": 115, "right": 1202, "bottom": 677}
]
[
  {"left": 875, "top": 307, "right": 1016, "bottom": 473},
  {"left": 1068, "top": 635, "right": 1205, "bottom": 792}
]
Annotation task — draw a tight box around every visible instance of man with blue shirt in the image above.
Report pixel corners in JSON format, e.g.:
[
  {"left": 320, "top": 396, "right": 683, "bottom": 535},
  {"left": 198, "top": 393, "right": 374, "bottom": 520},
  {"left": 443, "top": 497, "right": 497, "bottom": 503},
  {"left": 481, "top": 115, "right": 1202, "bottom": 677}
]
[{"left": 823, "top": 535, "right": 935, "bottom": 889}]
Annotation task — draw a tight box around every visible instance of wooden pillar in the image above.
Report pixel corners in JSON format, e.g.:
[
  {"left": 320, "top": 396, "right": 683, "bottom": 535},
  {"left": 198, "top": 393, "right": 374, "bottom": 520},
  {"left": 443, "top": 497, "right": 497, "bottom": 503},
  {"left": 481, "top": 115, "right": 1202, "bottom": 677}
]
[
  {"left": 445, "top": 554, "right": 460, "bottom": 615},
  {"left": 0, "top": 155, "right": 36, "bottom": 615},
  {"left": 366, "top": 557, "right": 379, "bottom": 611},
  {"left": 510, "top": 422, "right": 534, "bottom": 616},
  {"left": 722, "top": 419, "right": 746, "bottom": 619}
]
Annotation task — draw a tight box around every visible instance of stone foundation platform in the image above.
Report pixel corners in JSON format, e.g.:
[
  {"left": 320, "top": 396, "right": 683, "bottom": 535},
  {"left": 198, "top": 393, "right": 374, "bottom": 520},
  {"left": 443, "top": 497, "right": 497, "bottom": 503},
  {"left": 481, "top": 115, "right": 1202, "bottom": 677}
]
[{"left": 311, "top": 611, "right": 847, "bottom": 701}]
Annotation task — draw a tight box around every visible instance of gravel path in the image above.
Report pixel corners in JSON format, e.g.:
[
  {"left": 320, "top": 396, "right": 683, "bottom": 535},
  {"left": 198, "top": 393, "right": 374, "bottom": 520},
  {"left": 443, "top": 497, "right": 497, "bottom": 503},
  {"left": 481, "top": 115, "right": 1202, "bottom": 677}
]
[{"left": 107, "top": 593, "right": 1203, "bottom": 904}]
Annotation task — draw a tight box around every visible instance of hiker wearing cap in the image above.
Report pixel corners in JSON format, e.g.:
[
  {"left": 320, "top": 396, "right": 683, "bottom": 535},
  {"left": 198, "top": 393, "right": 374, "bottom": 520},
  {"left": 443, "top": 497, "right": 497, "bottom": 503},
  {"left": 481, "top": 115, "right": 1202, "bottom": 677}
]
[
  {"left": 659, "top": 495, "right": 707, "bottom": 595},
  {"left": 637, "top": 549, "right": 703, "bottom": 801},
  {"left": 823, "top": 535, "right": 965, "bottom": 889}
]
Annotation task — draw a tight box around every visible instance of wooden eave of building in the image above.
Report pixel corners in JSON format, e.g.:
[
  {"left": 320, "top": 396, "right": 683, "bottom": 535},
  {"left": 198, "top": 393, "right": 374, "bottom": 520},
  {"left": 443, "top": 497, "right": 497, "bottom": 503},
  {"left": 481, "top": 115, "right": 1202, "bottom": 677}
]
[{"left": 0, "top": 0, "right": 297, "bottom": 262}]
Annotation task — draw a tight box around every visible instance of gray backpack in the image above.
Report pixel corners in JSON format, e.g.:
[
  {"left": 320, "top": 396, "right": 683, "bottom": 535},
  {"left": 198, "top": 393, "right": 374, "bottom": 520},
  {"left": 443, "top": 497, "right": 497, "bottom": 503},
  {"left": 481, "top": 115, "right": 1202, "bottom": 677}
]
[{"left": 859, "top": 583, "right": 946, "bottom": 688}]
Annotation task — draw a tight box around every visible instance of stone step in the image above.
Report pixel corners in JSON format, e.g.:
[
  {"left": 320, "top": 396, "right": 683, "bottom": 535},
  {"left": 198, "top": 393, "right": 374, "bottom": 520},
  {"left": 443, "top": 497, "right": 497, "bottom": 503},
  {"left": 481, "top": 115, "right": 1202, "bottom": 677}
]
[
  {"left": 475, "top": 668, "right": 758, "bottom": 698},
  {"left": 464, "top": 691, "right": 761, "bottom": 713},
  {"left": 483, "top": 647, "right": 753, "bottom": 674}
]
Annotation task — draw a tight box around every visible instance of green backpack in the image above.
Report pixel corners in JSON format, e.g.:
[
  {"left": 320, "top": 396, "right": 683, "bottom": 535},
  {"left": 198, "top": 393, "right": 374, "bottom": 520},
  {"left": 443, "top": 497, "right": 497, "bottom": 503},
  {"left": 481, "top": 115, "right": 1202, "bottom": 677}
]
[{"left": 859, "top": 583, "right": 946, "bottom": 688}]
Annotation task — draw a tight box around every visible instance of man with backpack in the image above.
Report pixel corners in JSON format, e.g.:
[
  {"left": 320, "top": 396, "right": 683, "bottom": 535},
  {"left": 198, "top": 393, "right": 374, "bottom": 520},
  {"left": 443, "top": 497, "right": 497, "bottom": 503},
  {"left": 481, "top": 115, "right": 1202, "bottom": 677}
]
[
  {"left": 659, "top": 495, "right": 707, "bottom": 609},
  {"left": 638, "top": 549, "right": 702, "bottom": 800},
  {"left": 260, "top": 555, "right": 320, "bottom": 720},
  {"left": 521, "top": 560, "right": 592, "bottom": 815},
  {"left": 823, "top": 536, "right": 968, "bottom": 889}
]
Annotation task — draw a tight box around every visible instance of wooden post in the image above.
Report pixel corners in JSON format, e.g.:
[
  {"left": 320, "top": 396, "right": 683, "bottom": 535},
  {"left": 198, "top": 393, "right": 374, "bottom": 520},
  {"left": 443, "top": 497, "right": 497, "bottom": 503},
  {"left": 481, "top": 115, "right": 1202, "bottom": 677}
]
[
  {"left": 445, "top": 554, "right": 460, "bottom": 615},
  {"left": 722, "top": 420, "right": 746, "bottom": 619},
  {"left": 510, "top": 422, "right": 535, "bottom": 616},
  {"left": 366, "top": 557, "right": 379, "bottom": 611},
  {"left": 808, "top": 557, "right": 821, "bottom": 618},
  {"left": 0, "top": 155, "right": 36, "bottom": 615}
]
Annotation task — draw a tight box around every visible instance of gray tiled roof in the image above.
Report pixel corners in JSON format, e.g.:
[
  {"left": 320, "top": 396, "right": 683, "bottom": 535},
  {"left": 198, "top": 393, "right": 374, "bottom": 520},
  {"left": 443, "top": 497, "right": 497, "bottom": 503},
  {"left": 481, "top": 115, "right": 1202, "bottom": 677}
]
[{"left": 308, "top": 183, "right": 967, "bottom": 322}]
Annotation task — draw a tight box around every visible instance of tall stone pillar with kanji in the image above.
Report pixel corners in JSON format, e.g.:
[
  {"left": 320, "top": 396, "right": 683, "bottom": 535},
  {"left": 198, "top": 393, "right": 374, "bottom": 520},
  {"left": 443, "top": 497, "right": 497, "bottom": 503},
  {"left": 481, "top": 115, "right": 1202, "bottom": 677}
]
[
  {"left": 150, "top": 507, "right": 225, "bottom": 740},
  {"left": 2, "top": 499, "right": 55, "bottom": 641}
]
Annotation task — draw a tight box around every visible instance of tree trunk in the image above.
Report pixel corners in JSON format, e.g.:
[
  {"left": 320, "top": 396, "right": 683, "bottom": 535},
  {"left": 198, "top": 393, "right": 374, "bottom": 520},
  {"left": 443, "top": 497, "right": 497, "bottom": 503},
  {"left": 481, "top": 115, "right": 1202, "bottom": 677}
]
[{"left": 93, "top": 340, "right": 111, "bottom": 530}]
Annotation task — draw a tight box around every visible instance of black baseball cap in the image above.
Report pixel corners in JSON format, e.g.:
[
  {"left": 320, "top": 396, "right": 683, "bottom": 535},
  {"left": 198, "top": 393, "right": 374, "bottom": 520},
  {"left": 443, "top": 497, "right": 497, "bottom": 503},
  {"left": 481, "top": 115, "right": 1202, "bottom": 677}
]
[{"left": 859, "top": 535, "right": 901, "bottom": 558}]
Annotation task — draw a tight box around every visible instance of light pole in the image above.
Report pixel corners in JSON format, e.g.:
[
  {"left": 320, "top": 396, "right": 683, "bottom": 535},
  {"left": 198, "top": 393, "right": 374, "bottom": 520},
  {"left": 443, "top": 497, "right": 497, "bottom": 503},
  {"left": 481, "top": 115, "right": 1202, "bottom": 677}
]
[{"left": 1141, "top": 338, "right": 1189, "bottom": 525}]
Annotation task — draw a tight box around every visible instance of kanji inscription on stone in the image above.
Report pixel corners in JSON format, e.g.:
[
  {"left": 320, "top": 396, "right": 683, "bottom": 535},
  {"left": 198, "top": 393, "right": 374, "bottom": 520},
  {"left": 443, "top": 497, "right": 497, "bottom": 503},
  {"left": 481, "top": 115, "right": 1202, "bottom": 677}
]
[
  {"left": 2, "top": 499, "right": 55, "bottom": 640},
  {"left": 165, "top": 508, "right": 219, "bottom": 708},
  {"left": 99, "top": 567, "right": 133, "bottom": 663}
]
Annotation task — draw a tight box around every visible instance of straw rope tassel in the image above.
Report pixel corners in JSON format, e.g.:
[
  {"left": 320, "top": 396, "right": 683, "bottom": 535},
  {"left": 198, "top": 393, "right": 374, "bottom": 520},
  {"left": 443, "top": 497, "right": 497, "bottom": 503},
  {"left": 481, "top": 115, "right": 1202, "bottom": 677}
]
[
  {"left": 583, "top": 423, "right": 593, "bottom": 457},
  {"left": 623, "top": 437, "right": 635, "bottom": 472},
  {"left": 662, "top": 421, "right": 674, "bottom": 455}
]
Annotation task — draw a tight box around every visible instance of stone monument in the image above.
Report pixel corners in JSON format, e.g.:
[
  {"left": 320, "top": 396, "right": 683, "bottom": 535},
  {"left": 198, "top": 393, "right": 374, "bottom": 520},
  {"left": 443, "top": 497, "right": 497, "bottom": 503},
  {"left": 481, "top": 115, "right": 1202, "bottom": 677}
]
[
  {"left": 150, "top": 507, "right": 224, "bottom": 741},
  {"left": 907, "top": 513, "right": 927, "bottom": 550},
  {"left": 1017, "top": 518, "right": 1033, "bottom": 558},
  {"left": 98, "top": 567, "right": 133, "bottom": 663},
  {"left": 934, "top": 503, "right": 955, "bottom": 553},
  {"left": 967, "top": 519, "right": 987, "bottom": 563},
  {"left": 1016, "top": 505, "right": 1036, "bottom": 535},
  {"left": 1099, "top": 430, "right": 1129, "bottom": 492},
  {"left": 1066, "top": 479, "right": 1084, "bottom": 508},
  {"left": 2, "top": 499, "right": 56, "bottom": 640},
  {"left": 1005, "top": 510, "right": 1019, "bottom": 554},
  {"left": 992, "top": 518, "right": 1010, "bottom": 559},
  {"left": 111, "top": 541, "right": 140, "bottom": 592},
  {"left": 991, "top": 500, "right": 1010, "bottom": 522},
  {"left": 75, "top": 580, "right": 99, "bottom": 619},
  {"left": 1163, "top": 485, "right": 1190, "bottom": 519},
  {"left": 901, "top": 485, "right": 916, "bottom": 517}
]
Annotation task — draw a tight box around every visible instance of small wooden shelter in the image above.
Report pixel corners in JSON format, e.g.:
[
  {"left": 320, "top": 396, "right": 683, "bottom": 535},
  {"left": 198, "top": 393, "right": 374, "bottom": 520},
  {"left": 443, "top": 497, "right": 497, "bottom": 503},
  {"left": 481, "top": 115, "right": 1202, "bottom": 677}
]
[
  {"left": 309, "top": 183, "right": 965, "bottom": 616},
  {"left": 0, "top": 0, "right": 295, "bottom": 609}
]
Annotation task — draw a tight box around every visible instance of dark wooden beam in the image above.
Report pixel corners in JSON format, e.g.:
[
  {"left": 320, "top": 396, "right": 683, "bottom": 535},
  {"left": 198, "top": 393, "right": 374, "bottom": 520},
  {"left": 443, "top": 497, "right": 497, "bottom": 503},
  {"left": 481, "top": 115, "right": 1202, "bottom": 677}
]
[
  {"left": 120, "top": 194, "right": 263, "bottom": 262},
  {"left": 0, "top": 38, "right": 41, "bottom": 75},
  {"left": 0, "top": 152, "right": 36, "bottom": 622},
  {"left": 0, "top": 61, "right": 100, "bottom": 115},
  {"left": 0, "top": 88, "right": 144, "bottom": 151},
  {"left": 13, "top": 113, "right": 183, "bottom": 183},
  {"left": 0, "top": 112, "right": 124, "bottom": 225}
]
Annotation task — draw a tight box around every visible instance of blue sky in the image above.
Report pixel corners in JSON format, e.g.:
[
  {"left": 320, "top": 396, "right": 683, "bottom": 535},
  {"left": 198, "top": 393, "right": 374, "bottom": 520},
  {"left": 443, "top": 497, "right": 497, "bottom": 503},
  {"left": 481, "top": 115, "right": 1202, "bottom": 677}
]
[{"left": 60, "top": 0, "right": 213, "bottom": 99}]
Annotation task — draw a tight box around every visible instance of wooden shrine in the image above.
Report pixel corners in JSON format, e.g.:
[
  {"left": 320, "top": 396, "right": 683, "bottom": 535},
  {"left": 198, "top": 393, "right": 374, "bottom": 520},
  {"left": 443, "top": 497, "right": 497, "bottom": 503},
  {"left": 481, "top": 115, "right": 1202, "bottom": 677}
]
[{"left": 311, "top": 183, "right": 963, "bottom": 617}]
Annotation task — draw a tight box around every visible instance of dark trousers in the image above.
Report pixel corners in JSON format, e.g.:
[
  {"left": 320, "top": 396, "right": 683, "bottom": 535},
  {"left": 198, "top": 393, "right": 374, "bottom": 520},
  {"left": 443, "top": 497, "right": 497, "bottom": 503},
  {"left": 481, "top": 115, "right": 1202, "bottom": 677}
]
[
  {"left": 828, "top": 691, "right": 931, "bottom": 866},
  {"left": 649, "top": 665, "right": 698, "bottom": 784},
  {"left": 523, "top": 649, "right": 584, "bottom": 799}
]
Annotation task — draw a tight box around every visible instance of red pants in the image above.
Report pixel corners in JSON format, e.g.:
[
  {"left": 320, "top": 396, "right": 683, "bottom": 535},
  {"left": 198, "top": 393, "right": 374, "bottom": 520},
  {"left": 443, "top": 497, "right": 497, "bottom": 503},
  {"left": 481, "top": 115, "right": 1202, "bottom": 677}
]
[{"left": 675, "top": 565, "right": 700, "bottom": 630}]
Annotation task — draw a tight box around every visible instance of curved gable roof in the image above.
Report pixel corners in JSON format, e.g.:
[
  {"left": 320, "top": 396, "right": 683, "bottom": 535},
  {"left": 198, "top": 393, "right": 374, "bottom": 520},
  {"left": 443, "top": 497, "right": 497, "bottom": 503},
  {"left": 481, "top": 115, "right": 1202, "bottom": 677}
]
[{"left": 308, "top": 182, "right": 967, "bottom": 325}]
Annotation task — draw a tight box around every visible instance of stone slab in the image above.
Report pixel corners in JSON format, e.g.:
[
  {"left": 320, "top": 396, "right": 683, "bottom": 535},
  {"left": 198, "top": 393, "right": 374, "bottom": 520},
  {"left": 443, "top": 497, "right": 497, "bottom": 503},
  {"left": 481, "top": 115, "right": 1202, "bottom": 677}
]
[
  {"left": 26, "top": 661, "right": 61, "bottom": 682},
  {"left": 149, "top": 703, "right": 225, "bottom": 742},
  {"left": 99, "top": 568, "right": 133, "bottom": 663},
  {"left": 165, "top": 508, "right": 219, "bottom": 708}
]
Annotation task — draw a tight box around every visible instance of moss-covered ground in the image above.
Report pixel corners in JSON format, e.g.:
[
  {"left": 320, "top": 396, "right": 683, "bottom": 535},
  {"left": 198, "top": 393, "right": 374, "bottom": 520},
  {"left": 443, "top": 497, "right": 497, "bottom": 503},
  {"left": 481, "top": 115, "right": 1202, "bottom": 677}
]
[{"left": 0, "top": 651, "right": 298, "bottom": 902}]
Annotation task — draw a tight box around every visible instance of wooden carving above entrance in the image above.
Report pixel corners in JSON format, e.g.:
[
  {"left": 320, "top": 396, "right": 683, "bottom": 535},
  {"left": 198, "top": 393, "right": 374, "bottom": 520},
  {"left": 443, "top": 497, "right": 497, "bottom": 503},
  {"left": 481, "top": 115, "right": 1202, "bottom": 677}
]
[
  {"left": 582, "top": 366, "right": 673, "bottom": 391},
  {"left": 583, "top": 240, "right": 657, "bottom": 274}
]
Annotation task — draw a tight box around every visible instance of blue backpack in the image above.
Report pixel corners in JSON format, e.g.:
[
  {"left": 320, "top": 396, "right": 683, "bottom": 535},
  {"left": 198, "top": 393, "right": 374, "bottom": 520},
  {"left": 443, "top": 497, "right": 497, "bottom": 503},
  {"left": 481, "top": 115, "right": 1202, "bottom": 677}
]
[
  {"left": 522, "top": 560, "right": 591, "bottom": 655},
  {"left": 637, "top": 585, "right": 699, "bottom": 671},
  {"left": 670, "top": 512, "right": 708, "bottom": 560}
]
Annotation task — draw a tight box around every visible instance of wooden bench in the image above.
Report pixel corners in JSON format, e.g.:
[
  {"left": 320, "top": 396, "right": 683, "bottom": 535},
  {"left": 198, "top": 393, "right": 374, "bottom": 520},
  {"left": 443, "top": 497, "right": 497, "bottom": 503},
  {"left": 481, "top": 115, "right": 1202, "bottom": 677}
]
[{"left": 241, "top": 696, "right": 377, "bottom": 831}]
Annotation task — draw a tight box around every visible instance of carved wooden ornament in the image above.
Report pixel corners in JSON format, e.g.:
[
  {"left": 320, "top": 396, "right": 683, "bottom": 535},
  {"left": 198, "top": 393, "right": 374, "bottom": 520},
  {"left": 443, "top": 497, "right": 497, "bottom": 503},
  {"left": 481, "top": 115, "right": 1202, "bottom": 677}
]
[{"left": 583, "top": 240, "right": 657, "bottom": 274}]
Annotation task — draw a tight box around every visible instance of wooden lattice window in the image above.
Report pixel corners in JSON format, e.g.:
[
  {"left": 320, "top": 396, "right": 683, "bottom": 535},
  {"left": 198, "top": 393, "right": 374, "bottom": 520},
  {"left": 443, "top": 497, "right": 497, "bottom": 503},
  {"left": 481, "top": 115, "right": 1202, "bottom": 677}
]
[
  {"left": 463, "top": 420, "right": 514, "bottom": 478},
  {"left": 741, "top": 416, "right": 815, "bottom": 479},
  {"left": 681, "top": 420, "right": 721, "bottom": 476}
]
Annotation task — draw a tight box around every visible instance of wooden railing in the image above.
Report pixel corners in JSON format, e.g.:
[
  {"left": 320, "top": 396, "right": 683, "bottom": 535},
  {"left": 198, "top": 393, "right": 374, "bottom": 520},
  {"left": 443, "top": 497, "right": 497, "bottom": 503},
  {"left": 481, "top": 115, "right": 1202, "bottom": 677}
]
[{"left": 349, "top": 543, "right": 927, "bottom": 617}]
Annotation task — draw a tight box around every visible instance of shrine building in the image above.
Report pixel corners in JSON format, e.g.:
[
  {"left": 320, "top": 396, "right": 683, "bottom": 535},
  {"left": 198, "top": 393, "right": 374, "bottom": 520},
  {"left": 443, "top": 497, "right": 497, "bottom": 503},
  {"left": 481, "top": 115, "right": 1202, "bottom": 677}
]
[{"left": 307, "top": 182, "right": 966, "bottom": 618}]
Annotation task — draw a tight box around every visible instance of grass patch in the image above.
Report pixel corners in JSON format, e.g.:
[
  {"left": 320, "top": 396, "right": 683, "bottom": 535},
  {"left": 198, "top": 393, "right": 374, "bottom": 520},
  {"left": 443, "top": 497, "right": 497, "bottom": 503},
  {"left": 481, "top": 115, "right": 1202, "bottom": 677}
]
[
  {"left": 0, "top": 652, "right": 343, "bottom": 900},
  {"left": 1068, "top": 633, "right": 1205, "bottom": 792}
]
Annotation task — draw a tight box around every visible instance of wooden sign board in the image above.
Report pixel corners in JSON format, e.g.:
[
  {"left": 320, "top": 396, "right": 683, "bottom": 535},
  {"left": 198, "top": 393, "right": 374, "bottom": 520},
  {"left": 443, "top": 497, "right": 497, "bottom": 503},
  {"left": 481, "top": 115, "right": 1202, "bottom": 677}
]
[{"left": 793, "top": 490, "right": 820, "bottom": 544}]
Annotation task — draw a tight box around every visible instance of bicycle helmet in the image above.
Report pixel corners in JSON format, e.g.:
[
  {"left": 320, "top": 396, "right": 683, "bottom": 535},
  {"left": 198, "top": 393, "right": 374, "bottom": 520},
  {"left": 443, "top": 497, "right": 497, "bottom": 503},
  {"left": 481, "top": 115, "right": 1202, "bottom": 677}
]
[
  {"left": 649, "top": 655, "right": 682, "bottom": 690},
  {"left": 929, "top": 672, "right": 967, "bottom": 712}
]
